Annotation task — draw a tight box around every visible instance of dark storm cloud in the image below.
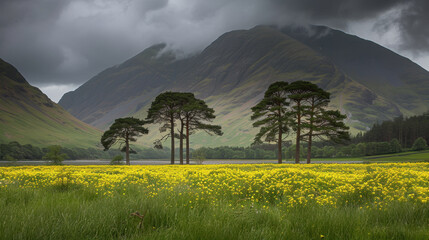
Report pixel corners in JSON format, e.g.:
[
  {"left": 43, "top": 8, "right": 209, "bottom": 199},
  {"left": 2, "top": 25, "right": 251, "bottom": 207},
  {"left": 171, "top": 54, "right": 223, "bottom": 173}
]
[
  {"left": 396, "top": 0, "right": 429, "bottom": 54},
  {"left": 269, "top": 0, "right": 429, "bottom": 54},
  {"left": 0, "top": 0, "right": 68, "bottom": 81},
  {"left": 0, "top": 0, "right": 174, "bottom": 86},
  {"left": 0, "top": 0, "right": 428, "bottom": 88},
  {"left": 0, "top": 0, "right": 65, "bottom": 27},
  {"left": 271, "top": 0, "right": 404, "bottom": 21}
]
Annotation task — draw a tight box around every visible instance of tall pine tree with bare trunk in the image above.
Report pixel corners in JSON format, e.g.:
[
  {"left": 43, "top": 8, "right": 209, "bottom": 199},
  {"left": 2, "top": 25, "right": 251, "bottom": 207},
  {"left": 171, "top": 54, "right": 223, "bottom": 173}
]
[
  {"left": 301, "top": 85, "right": 330, "bottom": 163},
  {"left": 301, "top": 86, "right": 349, "bottom": 163},
  {"left": 251, "top": 82, "right": 290, "bottom": 164},
  {"left": 288, "top": 81, "right": 317, "bottom": 163},
  {"left": 175, "top": 93, "right": 194, "bottom": 164},
  {"left": 177, "top": 93, "right": 222, "bottom": 164},
  {"left": 146, "top": 92, "right": 184, "bottom": 164}
]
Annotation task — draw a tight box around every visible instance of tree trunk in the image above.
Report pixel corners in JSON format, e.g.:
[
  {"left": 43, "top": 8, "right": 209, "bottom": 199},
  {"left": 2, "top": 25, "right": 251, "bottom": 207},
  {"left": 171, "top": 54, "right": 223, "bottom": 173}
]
[
  {"left": 306, "top": 135, "right": 312, "bottom": 164},
  {"left": 186, "top": 117, "right": 190, "bottom": 164},
  {"left": 125, "top": 132, "right": 130, "bottom": 165},
  {"left": 179, "top": 119, "right": 184, "bottom": 165},
  {"left": 295, "top": 101, "right": 301, "bottom": 164},
  {"left": 170, "top": 116, "right": 175, "bottom": 164},
  {"left": 307, "top": 100, "right": 315, "bottom": 164},
  {"left": 278, "top": 108, "right": 282, "bottom": 164},
  {"left": 278, "top": 130, "right": 282, "bottom": 164}
]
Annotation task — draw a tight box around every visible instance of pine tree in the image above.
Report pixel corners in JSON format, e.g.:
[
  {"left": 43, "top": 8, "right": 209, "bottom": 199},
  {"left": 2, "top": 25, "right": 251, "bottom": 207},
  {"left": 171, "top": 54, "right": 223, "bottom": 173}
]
[
  {"left": 177, "top": 93, "right": 222, "bottom": 164},
  {"left": 251, "top": 82, "right": 290, "bottom": 164},
  {"left": 301, "top": 85, "right": 330, "bottom": 163},
  {"left": 101, "top": 117, "right": 148, "bottom": 165},
  {"left": 288, "top": 81, "right": 317, "bottom": 163},
  {"left": 146, "top": 92, "right": 184, "bottom": 164},
  {"left": 175, "top": 93, "right": 195, "bottom": 164}
]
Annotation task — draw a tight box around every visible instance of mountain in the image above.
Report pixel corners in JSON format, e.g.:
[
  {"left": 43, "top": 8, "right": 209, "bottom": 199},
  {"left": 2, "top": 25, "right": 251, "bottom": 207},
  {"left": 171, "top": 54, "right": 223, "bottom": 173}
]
[
  {"left": 281, "top": 25, "right": 429, "bottom": 117},
  {"left": 0, "top": 58, "right": 102, "bottom": 147},
  {"left": 59, "top": 25, "right": 429, "bottom": 147}
]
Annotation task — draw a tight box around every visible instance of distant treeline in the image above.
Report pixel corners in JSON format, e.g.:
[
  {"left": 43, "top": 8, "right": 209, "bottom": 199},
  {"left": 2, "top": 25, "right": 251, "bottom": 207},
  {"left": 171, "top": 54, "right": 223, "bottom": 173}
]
[
  {"left": 354, "top": 113, "right": 429, "bottom": 148},
  {"left": 308, "top": 141, "right": 403, "bottom": 158},
  {"left": 193, "top": 146, "right": 277, "bottom": 159},
  {"left": 2, "top": 113, "right": 429, "bottom": 161},
  {"left": 0, "top": 141, "right": 170, "bottom": 160},
  {"left": 1, "top": 138, "right": 426, "bottom": 161},
  {"left": 194, "top": 112, "right": 429, "bottom": 159},
  {"left": 193, "top": 140, "right": 405, "bottom": 159}
]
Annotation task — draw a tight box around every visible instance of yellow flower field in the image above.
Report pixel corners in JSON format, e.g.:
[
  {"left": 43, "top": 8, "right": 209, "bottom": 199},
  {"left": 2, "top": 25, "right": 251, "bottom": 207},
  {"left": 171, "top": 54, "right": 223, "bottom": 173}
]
[{"left": 1, "top": 163, "right": 428, "bottom": 208}]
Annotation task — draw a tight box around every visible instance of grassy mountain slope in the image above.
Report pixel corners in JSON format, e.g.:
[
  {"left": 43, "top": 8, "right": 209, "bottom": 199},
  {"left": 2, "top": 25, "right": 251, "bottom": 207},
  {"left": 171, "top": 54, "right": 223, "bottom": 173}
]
[
  {"left": 0, "top": 58, "right": 102, "bottom": 148},
  {"left": 59, "top": 26, "right": 426, "bottom": 147}
]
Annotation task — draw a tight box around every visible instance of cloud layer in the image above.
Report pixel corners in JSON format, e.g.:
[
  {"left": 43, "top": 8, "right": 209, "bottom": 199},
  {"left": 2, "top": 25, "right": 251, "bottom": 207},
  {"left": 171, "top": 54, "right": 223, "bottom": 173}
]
[{"left": 1, "top": 0, "right": 428, "bottom": 92}]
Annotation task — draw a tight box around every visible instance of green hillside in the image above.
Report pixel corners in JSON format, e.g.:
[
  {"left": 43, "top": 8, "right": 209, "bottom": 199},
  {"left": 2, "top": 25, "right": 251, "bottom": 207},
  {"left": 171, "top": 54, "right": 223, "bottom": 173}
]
[
  {"left": 0, "top": 58, "right": 102, "bottom": 148},
  {"left": 59, "top": 26, "right": 429, "bottom": 147}
]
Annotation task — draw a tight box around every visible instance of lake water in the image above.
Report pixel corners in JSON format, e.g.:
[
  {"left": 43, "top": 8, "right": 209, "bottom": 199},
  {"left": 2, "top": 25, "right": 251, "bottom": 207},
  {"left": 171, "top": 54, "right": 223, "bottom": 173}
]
[{"left": 0, "top": 159, "right": 363, "bottom": 166}]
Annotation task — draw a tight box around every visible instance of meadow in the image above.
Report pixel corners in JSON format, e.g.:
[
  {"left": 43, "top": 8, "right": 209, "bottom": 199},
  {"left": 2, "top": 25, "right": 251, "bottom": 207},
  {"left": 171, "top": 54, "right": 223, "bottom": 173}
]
[{"left": 1, "top": 163, "right": 428, "bottom": 239}]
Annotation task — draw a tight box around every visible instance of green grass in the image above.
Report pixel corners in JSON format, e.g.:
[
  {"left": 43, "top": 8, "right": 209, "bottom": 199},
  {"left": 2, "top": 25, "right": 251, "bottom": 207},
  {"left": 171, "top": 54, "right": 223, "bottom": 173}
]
[
  {"left": 1, "top": 184, "right": 428, "bottom": 239},
  {"left": 199, "top": 150, "right": 429, "bottom": 163},
  {"left": 306, "top": 150, "right": 429, "bottom": 163},
  {"left": 363, "top": 150, "right": 429, "bottom": 162}
]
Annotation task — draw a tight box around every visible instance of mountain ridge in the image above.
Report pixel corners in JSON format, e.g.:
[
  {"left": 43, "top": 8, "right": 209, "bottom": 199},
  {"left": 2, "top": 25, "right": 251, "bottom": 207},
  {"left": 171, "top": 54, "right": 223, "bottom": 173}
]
[{"left": 282, "top": 25, "right": 429, "bottom": 115}]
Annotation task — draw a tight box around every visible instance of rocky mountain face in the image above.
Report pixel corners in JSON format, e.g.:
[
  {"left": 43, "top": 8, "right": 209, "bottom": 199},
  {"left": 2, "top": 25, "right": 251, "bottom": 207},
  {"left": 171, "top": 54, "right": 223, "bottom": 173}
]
[
  {"left": 59, "top": 25, "right": 429, "bottom": 147},
  {"left": 0, "top": 58, "right": 101, "bottom": 147}
]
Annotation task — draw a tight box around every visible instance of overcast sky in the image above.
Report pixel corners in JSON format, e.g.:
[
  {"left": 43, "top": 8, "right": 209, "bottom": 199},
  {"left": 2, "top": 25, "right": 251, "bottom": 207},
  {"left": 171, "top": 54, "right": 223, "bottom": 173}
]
[{"left": 1, "top": 0, "right": 429, "bottom": 102}]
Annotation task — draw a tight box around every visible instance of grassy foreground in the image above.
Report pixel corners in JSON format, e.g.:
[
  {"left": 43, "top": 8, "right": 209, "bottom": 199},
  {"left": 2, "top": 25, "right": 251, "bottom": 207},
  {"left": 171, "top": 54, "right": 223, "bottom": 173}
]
[{"left": 1, "top": 164, "right": 428, "bottom": 239}]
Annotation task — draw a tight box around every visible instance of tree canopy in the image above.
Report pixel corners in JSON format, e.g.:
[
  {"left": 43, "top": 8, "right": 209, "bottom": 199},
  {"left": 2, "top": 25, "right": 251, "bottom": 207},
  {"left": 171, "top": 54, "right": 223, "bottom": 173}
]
[
  {"left": 355, "top": 112, "right": 429, "bottom": 148},
  {"left": 251, "top": 81, "right": 290, "bottom": 163},
  {"left": 180, "top": 94, "right": 222, "bottom": 164},
  {"left": 288, "top": 81, "right": 321, "bottom": 163},
  {"left": 412, "top": 137, "right": 428, "bottom": 151},
  {"left": 251, "top": 80, "right": 349, "bottom": 163},
  {"left": 146, "top": 92, "right": 185, "bottom": 164},
  {"left": 43, "top": 145, "right": 68, "bottom": 165},
  {"left": 300, "top": 86, "right": 331, "bottom": 163},
  {"left": 301, "top": 86, "right": 350, "bottom": 163},
  {"left": 147, "top": 91, "right": 222, "bottom": 164},
  {"left": 101, "top": 117, "right": 148, "bottom": 165}
]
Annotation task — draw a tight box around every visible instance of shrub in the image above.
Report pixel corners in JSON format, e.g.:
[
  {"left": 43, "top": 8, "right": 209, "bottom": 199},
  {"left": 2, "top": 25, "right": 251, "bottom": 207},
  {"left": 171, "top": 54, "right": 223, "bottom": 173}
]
[
  {"left": 192, "top": 148, "right": 206, "bottom": 164},
  {"left": 43, "top": 145, "right": 68, "bottom": 165},
  {"left": 110, "top": 155, "right": 124, "bottom": 165},
  {"left": 390, "top": 138, "right": 402, "bottom": 153},
  {"left": 5, "top": 155, "right": 17, "bottom": 162},
  {"left": 412, "top": 137, "right": 428, "bottom": 151}
]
